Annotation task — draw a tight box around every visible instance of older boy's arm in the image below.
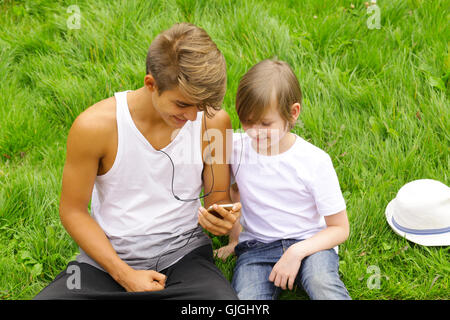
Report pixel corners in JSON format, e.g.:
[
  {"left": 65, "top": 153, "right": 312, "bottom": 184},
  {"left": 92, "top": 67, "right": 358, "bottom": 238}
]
[
  {"left": 228, "top": 183, "right": 242, "bottom": 244},
  {"left": 60, "top": 113, "right": 128, "bottom": 276},
  {"left": 60, "top": 112, "right": 165, "bottom": 292},
  {"left": 230, "top": 182, "right": 240, "bottom": 203},
  {"left": 197, "top": 110, "right": 241, "bottom": 236}
]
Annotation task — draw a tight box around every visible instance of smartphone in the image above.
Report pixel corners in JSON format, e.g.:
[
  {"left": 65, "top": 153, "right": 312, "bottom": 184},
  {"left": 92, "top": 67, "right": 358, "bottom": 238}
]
[{"left": 207, "top": 204, "right": 234, "bottom": 219}]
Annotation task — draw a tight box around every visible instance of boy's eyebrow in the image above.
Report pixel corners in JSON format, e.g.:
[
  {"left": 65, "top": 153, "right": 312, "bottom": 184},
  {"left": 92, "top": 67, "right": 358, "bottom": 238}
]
[{"left": 173, "top": 99, "right": 195, "bottom": 107}]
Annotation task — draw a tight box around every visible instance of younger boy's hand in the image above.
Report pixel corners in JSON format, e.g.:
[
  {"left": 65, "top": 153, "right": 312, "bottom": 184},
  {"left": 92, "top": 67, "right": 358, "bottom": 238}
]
[
  {"left": 269, "top": 247, "right": 303, "bottom": 291},
  {"left": 214, "top": 242, "right": 238, "bottom": 261}
]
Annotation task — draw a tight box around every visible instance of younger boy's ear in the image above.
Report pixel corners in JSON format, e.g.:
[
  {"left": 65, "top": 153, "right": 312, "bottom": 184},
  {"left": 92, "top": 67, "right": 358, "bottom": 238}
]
[{"left": 290, "top": 102, "right": 301, "bottom": 121}]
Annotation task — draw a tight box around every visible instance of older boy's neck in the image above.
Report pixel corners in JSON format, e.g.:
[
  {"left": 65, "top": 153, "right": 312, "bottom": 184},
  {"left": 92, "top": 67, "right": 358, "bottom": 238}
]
[{"left": 127, "top": 87, "right": 165, "bottom": 127}]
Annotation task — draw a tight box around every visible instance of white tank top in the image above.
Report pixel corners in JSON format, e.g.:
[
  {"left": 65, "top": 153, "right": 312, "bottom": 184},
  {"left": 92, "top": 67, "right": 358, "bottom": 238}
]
[{"left": 76, "top": 90, "right": 211, "bottom": 271}]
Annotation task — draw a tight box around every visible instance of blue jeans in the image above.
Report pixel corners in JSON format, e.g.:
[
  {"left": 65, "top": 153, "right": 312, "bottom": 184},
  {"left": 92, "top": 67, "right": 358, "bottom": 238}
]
[{"left": 232, "top": 239, "right": 351, "bottom": 300}]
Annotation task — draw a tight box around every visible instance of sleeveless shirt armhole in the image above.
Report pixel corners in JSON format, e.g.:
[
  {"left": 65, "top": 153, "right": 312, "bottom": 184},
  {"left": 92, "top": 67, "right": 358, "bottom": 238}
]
[{"left": 95, "top": 91, "right": 127, "bottom": 181}]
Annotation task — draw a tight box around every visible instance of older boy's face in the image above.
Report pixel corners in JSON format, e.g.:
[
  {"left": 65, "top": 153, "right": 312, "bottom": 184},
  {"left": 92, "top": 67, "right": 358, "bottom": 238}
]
[
  {"left": 152, "top": 86, "right": 199, "bottom": 128},
  {"left": 242, "top": 104, "right": 289, "bottom": 149}
]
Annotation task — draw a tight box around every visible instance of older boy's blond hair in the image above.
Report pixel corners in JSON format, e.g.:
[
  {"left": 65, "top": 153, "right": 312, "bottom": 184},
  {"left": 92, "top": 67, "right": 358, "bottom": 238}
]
[
  {"left": 146, "top": 23, "right": 227, "bottom": 117},
  {"left": 236, "top": 59, "right": 302, "bottom": 130}
]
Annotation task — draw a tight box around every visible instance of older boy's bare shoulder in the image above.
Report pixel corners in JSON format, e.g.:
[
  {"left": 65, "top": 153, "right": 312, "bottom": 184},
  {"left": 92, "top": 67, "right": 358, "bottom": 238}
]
[
  {"left": 71, "top": 96, "right": 116, "bottom": 134},
  {"left": 204, "top": 109, "right": 231, "bottom": 130},
  {"left": 202, "top": 109, "right": 232, "bottom": 153},
  {"left": 67, "top": 96, "right": 117, "bottom": 157}
]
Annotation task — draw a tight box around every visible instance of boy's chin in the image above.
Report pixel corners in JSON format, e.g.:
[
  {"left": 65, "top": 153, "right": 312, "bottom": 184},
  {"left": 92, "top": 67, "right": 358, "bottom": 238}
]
[
  {"left": 171, "top": 115, "right": 188, "bottom": 127},
  {"left": 161, "top": 114, "right": 187, "bottom": 128},
  {"left": 252, "top": 138, "right": 279, "bottom": 148}
]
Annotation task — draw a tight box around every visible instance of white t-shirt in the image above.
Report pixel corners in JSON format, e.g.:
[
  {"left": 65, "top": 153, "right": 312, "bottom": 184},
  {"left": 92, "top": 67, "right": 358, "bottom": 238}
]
[{"left": 231, "top": 132, "right": 346, "bottom": 246}]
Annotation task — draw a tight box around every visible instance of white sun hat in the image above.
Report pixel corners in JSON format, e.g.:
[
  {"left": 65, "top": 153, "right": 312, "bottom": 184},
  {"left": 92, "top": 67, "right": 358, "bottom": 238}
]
[{"left": 385, "top": 179, "right": 450, "bottom": 246}]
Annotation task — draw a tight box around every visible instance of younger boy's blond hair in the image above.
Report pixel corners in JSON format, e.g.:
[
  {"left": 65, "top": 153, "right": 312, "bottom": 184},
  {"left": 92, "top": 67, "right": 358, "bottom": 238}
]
[{"left": 236, "top": 59, "right": 302, "bottom": 130}]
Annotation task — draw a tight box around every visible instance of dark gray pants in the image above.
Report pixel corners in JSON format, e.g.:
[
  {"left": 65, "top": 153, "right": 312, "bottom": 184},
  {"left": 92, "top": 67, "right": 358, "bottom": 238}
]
[{"left": 34, "top": 245, "right": 238, "bottom": 300}]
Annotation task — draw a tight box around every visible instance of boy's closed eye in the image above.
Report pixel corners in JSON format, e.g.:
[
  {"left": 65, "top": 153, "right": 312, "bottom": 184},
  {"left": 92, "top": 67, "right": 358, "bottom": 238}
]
[
  {"left": 241, "top": 119, "right": 273, "bottom": 127},
  {"left": 173, "top": 99, "right": 195, "bottom": 108}
]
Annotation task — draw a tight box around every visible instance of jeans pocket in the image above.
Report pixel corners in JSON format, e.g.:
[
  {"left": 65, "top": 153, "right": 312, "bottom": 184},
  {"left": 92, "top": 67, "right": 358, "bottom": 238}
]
[
  {"left": 235, "top": 240, "right": 266, "bottom": 257},
  {"left": 234, "top": 241, "right": 247, "bottom": 257}
]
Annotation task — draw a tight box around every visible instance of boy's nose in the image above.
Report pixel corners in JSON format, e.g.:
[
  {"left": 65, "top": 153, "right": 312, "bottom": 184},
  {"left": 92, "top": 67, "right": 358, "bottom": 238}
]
[
  {"left": 247, "top": 128, "right": 267, "bottom": 139},
  {"left": 184, "top": 106, "right": 198, "bottom": 121}
]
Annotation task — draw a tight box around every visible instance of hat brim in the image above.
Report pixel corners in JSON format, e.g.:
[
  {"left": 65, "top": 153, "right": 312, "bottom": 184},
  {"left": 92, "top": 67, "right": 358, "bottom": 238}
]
[{"left": 385, "top": 200, "right": 450, "bottom": 246}]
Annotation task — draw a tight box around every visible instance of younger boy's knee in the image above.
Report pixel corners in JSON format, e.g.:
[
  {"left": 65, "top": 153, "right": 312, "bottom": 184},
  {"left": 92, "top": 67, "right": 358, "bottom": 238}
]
[
  {"left": 301, "top": 271, "right": 351, "bottom": 300},
  {"left": 299, "top": 250, "right": 350, "bottom": 300}
]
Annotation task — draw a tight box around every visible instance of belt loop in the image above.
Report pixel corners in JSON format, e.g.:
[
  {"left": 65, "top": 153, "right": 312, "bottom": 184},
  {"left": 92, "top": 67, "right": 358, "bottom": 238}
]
[{"left": 281, "top": 239, "right": 286, "bottom": 253}]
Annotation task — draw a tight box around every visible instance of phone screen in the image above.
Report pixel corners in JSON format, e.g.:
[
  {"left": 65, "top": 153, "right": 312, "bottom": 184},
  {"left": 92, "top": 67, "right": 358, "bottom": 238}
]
[{"left": 207, "top": 204, "right": 233, "bottom": 219}]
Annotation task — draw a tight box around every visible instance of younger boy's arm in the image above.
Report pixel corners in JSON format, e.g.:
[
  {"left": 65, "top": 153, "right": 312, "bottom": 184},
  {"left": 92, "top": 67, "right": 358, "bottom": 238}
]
[
  {"left": 214, "top": 183, "right": 242, "bottom": 260},
  {"left": 214, "top": 218, "right": 242, "bottom": 260},
  {"left": 269, "top": 209, "right": 349, "bottom": 290},
  {"left": 289, "top": 209, "right": 349, "bottom": 257}
]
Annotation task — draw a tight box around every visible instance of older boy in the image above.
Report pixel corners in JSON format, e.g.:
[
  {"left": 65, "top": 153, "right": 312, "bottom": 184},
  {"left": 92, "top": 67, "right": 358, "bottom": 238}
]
[{"left": 34, "top": 23, "right": 240, "bottom": 299}]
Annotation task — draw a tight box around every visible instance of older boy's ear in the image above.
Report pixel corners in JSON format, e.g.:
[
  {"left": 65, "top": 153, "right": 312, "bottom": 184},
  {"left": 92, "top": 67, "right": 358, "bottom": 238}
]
[
  {"left": 144, "top": 74, "right": 158, "bottom": 93},
  {"left": 290, "top": 102, "right": 301, "bottom": 120}
]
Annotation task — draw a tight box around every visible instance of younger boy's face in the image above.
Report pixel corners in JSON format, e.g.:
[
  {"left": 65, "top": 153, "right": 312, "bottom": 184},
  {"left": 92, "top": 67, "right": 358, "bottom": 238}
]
[{"left": 241, "top": 104, "right": 289, "bottom": 149}]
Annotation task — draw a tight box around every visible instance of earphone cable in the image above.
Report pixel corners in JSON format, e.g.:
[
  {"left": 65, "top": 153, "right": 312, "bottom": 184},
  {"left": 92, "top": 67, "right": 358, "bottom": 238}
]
[
  {"left": 154, "top": 226, "right": 201, "bottom": 272},
  {"left": 156, "top": 112, "right": 243, "bottom": 202},
  {"left": 155, "top": 115, "right": 219, "bottom": 201}
]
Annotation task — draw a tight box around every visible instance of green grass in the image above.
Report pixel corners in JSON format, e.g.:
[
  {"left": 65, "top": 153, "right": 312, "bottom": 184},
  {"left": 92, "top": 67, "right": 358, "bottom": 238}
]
[{"left": 0, "top": 0, "right": 449, "bottom": 300}]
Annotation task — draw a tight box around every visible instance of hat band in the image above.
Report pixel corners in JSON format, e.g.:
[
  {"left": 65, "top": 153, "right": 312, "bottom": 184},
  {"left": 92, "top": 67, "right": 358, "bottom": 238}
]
[{"left": 392, "top": 217, "right": 450, "bottom": 235}]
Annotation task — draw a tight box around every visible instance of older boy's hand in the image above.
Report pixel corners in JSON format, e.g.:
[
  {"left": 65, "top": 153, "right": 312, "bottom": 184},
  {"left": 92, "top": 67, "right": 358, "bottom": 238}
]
[
  {"left": 198, "top": 202, "right": 241, "bottom": 236},
  {"left": 118, "top": 269, "right": 166, "bottom": 292}
]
